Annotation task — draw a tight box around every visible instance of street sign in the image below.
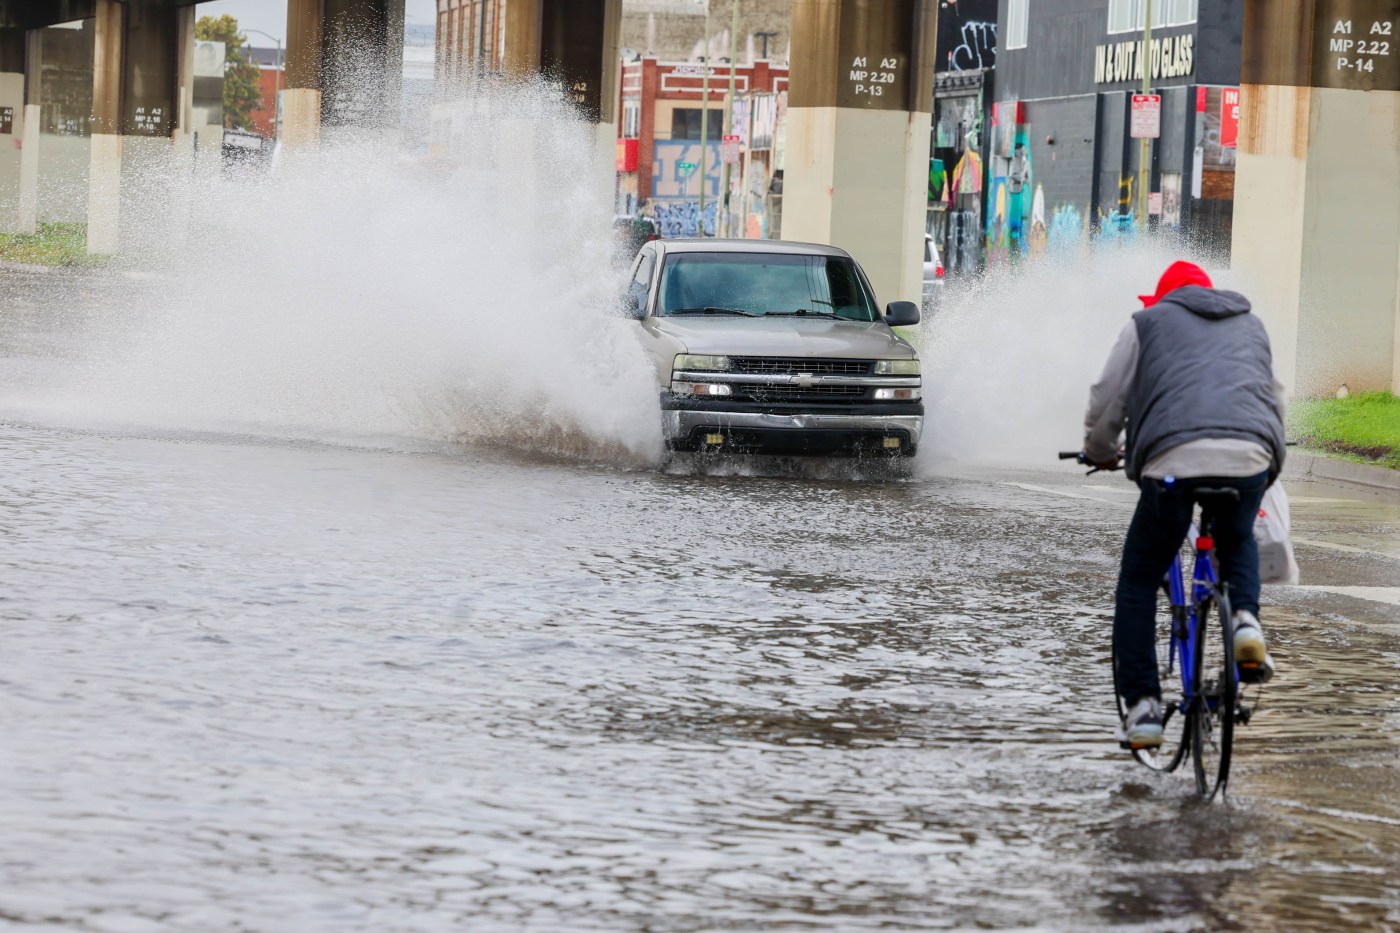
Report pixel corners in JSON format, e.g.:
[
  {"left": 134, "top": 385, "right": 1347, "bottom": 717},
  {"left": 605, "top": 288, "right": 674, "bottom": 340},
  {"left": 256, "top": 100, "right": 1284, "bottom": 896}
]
[
  {"left": 1130, "top": 94, "right": 1161, "bottom": 138},
  {"left": 720, "top": 134, "right": 741, "bottom": 165},
  {"left": 677, "top": 161, "right": 698, "bottom": 177}
]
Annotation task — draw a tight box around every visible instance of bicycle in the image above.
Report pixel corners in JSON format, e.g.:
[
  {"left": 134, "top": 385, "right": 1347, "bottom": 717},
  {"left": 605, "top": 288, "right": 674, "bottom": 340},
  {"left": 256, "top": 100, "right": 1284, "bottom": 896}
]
[{"left": 1059, "top": 450, "right": 1261, "bottom": 801}]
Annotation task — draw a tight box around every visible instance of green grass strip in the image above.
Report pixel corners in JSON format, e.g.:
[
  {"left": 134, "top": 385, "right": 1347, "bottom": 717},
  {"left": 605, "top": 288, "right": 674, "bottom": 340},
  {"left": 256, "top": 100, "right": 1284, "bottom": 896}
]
[
  {"left": 1290, "top": 391, "right": 1400, "bottom": 470},
  {"left": 0, "top": 222, "right": 110, "bottom": 268}
]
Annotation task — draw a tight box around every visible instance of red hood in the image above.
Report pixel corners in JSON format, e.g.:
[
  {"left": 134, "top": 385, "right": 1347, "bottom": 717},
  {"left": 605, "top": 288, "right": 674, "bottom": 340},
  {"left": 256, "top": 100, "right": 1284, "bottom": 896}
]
[{"left": 1139, "top": 261, "right": 1213, "bottom": 307}]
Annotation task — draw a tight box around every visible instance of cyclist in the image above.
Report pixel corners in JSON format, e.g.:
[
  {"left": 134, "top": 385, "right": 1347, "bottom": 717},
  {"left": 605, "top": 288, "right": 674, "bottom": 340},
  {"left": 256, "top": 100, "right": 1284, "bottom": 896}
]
[{"left": 1083, "top": 260, "right": 1286, "bottom": 749}]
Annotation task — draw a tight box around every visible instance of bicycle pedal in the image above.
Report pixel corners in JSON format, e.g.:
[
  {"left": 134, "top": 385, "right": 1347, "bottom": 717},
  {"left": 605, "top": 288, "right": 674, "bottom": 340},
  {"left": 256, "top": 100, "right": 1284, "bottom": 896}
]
[{"left": 1235, "top": 705, "right": 1252, "bottom": 725}]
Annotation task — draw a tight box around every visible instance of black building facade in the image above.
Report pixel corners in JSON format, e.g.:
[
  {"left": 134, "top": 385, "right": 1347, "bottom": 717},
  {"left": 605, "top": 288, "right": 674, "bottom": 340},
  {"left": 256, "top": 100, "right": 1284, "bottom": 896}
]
[{"left": 989, "top": 0, "right": 1244, "bottom": 261}]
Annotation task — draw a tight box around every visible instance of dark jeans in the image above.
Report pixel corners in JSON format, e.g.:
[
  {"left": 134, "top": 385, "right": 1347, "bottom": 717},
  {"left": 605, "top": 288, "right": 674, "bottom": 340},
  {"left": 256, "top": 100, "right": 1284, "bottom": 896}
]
[{"left": 1114, "top": 470, "right": 1271, "bottom": 706}]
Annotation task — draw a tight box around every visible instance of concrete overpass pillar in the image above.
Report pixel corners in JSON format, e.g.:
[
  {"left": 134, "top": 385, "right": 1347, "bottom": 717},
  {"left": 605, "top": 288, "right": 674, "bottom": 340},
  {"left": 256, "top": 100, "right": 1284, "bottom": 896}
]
[
  {"left": 499, "top": 0, "right": 622, "bottom": 179},
  {"left": 0, "top": 26, "right": 26, "bottom": 234},
  {"left": 87, "top": 0, "right": 124, "bottom": 255},
  {"left": 284, "top": 0, "right": 406, "bottom": 146},
  {"left": 284, "top": 0, "right": 324, "bottom": 147},
  {"left": 15, "top": 28, "right": 37, "bottom": 236},
  {"left": 784, "top": 0, "right": 937, "bottom": 306},
  {"left": 1232, "top": 0, "right": 1400, "bottom": 396}
]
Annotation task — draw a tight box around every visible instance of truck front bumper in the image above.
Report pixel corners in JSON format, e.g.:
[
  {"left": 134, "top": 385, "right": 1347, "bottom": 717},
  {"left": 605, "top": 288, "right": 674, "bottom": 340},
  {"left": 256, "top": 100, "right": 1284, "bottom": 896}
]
[{"left": 661, "top": 398, "right": 924, "bottom": 456}]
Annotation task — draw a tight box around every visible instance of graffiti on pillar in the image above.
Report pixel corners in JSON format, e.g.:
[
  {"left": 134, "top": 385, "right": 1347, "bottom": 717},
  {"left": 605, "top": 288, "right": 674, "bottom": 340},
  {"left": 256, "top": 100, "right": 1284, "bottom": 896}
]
[
  {"left": 950, "top": 22, "right": 997, "bottom": 71},
  {"left": 653, "top": 201, "right": 718, "bottom": 238}
]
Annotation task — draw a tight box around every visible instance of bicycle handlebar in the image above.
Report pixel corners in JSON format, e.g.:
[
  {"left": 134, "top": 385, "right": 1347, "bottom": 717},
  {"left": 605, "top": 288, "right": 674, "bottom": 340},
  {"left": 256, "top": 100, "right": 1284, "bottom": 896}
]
[{"left": 1057, "top": 449, "right": 1123, "bottom": 475}]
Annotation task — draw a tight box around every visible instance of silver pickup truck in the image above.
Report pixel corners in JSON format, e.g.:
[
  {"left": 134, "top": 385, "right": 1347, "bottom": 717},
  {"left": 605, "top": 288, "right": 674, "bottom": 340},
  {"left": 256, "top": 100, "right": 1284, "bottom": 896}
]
[{"left": 622, "top": 239, "right": 923, "bottom": 456}]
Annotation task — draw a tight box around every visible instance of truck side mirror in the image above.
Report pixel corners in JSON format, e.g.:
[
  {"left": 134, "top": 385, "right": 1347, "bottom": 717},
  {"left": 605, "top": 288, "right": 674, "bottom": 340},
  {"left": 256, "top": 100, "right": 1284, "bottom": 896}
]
[{"left": 885, "top": 300, "right": 920, "bottom": 327}]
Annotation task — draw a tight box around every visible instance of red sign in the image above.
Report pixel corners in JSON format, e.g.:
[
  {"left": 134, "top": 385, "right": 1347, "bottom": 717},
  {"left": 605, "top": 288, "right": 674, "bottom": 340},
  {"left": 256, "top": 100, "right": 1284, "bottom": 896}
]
[
  {"left": 720, "top": 134, "right": 741, "bottom": 165},
  {"left": 1220, "top": 87, "right": 1240, "bottom": 149},
  {"left": 1130, "top": 94, "right": 1161, "bottom": 139},
  {"left": 615, "top": 138, "right": 639, "bottom": 173}
]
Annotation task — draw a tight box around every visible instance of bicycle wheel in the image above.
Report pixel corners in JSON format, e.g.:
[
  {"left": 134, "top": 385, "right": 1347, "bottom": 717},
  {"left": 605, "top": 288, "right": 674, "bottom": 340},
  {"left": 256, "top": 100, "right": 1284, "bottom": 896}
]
[
  {"left": 1190, "top": 587, "right": 1236, "bottom": 800},
  {"left": 1114, "top": 580, "right": 1189, "bottom": 772}
]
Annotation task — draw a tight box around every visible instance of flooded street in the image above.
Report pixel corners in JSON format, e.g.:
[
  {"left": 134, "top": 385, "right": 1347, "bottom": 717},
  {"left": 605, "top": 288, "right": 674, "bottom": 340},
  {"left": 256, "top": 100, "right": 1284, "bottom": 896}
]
[{"left": 2, "top": 402, "right": 1397, "bottom": 930}]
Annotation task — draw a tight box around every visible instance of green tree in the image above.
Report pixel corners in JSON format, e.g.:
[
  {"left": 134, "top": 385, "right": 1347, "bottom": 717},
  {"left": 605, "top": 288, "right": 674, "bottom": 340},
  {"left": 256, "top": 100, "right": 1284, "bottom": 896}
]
[{"left": 194, "top": 14, "right": 264, "bottom": 131}]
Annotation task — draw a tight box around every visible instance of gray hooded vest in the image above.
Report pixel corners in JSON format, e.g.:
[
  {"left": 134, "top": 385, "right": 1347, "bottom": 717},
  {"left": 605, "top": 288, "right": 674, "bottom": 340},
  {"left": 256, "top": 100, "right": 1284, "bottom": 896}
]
[{"left": 1125, "top": 285, "right": 1285, "bottom": 482}]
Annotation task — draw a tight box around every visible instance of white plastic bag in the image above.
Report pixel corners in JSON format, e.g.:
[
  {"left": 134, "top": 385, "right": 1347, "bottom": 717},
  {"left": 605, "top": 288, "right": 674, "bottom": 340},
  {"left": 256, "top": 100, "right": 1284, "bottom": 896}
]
[{"left": 1255, "top": 483, "right": 1299, "bottom": 585}]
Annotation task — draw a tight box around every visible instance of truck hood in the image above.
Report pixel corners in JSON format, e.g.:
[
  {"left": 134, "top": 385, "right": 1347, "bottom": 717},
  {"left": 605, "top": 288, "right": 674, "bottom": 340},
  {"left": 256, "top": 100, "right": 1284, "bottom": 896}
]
[{"left": 650, "top": 316, "right": 917, "bottom": 359}]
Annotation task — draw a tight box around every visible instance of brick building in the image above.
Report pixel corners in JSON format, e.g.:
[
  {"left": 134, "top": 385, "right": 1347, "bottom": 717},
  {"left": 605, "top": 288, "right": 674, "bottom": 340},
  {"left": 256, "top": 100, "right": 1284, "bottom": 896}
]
[
  {"left": 435, "top": 0, "right": 507, "bottom": 81},
  {"left": 616, "top": 56, "right": 787, "bottom": 236}
]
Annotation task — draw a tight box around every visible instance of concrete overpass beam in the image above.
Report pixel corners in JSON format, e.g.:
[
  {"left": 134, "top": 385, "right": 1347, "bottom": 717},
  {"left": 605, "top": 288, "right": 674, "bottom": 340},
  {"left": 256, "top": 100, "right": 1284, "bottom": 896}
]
[
  {"left": 1233, "top": 0, "right": 1400, "bottom": 396},
  {"left": 784, "top": 0, "right": 937, "bottom": 307}
]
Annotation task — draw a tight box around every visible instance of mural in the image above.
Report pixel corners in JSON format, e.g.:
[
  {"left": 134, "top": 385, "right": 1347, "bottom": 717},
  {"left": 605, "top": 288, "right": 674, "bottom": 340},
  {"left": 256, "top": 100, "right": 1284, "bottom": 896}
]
[
  {"left": 651, "top": 140, "right": 722, "bottom": 201},
  {"left": 986, "top": 103, "right": 1031, "bottom": 264}
]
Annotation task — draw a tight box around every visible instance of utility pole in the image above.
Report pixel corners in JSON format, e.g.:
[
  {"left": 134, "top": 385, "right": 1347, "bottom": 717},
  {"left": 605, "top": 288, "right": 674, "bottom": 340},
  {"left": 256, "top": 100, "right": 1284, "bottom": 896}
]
[
  {"left": 698, "top": 1, "right": 711, "bottom": 234},
  {"left": 722, "top": 0, "right": 738, "bottom": 237},
  {"left": 1136, "top": 0, "right": 1152, "bottom": 229}
]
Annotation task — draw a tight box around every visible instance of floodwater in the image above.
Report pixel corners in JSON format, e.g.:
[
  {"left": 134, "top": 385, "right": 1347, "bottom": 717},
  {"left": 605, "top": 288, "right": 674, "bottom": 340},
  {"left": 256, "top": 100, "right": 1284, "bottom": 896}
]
[
  {"left": 2, "top": 405, "right": 1398, "bottom": 930},
  {"left": 2, "top": 80, "right": 1397, "bottom": 929}
]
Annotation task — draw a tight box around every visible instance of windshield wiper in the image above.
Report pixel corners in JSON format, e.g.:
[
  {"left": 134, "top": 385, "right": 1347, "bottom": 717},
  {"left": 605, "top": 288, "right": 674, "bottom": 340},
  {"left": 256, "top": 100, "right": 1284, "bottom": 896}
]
[
  {"left": 669, "top": 306, "right": 758, "bottom": 317},
  {"left": 769, "top": 308, "right": 839, "bottom": 318}
]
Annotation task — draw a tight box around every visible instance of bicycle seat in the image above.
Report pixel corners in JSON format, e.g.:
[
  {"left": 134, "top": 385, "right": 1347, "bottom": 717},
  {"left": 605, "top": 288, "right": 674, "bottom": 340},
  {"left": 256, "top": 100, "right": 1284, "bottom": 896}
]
[{"left": 1193, "top": 486, "right": 1242, "bottom": 502}]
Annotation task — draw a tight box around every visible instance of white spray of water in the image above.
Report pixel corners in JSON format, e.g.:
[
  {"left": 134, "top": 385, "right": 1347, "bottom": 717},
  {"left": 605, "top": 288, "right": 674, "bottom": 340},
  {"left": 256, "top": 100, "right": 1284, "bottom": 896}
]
[
  {"left": 14, "top": 79, "right": 663, "bottom": 465},
  {"left": 917, "top": 238, "right": 1243, "bottom": 471}
]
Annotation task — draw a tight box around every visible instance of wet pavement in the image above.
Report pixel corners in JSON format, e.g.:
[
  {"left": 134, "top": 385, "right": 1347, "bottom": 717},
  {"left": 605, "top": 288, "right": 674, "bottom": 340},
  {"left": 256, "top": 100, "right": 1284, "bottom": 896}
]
[{"left": 2, "top": 273, "right": 1399, "bottom": 931}]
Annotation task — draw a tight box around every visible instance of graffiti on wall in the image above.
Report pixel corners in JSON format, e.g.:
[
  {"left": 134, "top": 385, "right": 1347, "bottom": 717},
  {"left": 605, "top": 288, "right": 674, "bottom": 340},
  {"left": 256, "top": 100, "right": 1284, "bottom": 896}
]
[
  {"left": 652, "top": 140, "right": 722, "bottom": 200},
  {"left": 950, "top": 21, "right": 997, "bottom": 71},
  {"left": 654, "top": 201, "right": 718, "bottom": 238},
  {"left": 936, "top": 0, "right": 1000, "bottom": 73}
]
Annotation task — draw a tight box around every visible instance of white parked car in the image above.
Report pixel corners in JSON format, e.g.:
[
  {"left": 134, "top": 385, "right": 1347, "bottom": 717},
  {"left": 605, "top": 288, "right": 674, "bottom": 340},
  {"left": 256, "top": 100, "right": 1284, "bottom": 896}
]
[
  {"left": 623, "top": 239, "right": 923, "bottom": 456},
  {"left": 922, "top": 234, "right": 945, "bottom": 305}
]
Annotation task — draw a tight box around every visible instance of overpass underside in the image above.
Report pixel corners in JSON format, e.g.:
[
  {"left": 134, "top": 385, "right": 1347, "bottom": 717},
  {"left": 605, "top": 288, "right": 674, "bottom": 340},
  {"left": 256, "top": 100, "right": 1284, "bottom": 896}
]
[{"left": 0, "top": 0, "right": 411, "bottom": 254}]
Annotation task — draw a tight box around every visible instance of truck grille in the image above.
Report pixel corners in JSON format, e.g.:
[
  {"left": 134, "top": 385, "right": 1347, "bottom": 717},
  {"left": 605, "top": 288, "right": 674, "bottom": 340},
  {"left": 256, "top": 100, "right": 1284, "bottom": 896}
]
[
  {"left": 731, "top": 357, "right": 871, "bottom": 376},
  {"left": 733, "top": 385, "right": 868, "bottom": 402}
]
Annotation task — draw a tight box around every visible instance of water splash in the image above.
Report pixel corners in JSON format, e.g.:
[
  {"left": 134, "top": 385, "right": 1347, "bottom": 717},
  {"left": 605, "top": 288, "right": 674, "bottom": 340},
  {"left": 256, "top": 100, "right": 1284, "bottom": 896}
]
[
  {"left": 917, "top": 238, "right": 1244, "bottom": 470},
  {"left": 6, "top": 78, "right": 663, "bottom": 466}
]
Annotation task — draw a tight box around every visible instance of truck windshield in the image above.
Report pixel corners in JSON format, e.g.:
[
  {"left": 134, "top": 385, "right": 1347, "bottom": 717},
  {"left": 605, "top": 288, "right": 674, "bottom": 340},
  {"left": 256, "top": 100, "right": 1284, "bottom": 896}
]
[{"left": 656, "top": 252, "right": 880, "bottom": 321}]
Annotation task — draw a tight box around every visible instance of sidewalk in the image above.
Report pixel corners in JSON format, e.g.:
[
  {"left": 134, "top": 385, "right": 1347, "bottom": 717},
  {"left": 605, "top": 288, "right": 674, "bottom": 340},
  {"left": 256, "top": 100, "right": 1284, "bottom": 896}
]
[{"left": 1285, "top": 449, "right": 1400, "bottom": 496}]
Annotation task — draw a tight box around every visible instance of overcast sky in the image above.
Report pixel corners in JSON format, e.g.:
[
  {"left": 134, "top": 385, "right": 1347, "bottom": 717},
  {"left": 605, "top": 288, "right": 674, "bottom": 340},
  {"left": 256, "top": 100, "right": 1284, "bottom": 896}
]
[{"left": 197, "top": 0, "right": 436, "bottom": 44}]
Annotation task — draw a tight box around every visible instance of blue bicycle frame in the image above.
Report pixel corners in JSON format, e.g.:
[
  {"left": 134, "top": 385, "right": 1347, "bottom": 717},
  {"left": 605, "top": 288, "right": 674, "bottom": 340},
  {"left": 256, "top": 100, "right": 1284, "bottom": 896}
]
[{"left": 1164, "top": 529, "right": 1220, "bottom": 716}]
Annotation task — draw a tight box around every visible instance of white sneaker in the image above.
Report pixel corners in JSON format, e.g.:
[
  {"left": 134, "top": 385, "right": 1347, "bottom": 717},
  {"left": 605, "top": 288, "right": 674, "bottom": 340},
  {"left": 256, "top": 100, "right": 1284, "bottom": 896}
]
[
  {"left": 1233, "top": 610, "right": 1275, "bottom": 682},
  {"left": 1117, "top": 697, "right": 1163, "bottom": 749}
]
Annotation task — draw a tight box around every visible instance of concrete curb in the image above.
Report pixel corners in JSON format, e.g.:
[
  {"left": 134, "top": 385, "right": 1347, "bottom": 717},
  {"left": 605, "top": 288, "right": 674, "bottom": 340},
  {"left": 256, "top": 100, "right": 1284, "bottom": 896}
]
[
  {"left": 1285, "top": 451, "right": 1400, "bottom": 494},
  {"left": 0, "top": 259, "right": 59, "bottom": 275},
  {"left": 0, "top": 259, "right": 161, "bottom": 282}
]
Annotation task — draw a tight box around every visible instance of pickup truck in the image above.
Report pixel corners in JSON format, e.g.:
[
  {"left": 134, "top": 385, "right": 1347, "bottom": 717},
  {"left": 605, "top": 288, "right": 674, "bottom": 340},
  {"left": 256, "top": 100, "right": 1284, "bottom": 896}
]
[{"left": 622, "top": 239, "right": 923, "bottom": 456}]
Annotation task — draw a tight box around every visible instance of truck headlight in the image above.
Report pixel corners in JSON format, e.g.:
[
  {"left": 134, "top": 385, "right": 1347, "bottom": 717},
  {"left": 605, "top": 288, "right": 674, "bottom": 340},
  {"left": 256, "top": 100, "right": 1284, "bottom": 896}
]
[
  {"left": 874, "top": 387, "right": 921, "bottom": 401},
  {"left": 874, "top": 359, "right": 920, "bottom": 375},
  {"left": 671, "top": 380, "right": 733, "bottom": 397},
  {"left": 674, "top": 354, "right": 732, "bottom": 372}
]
